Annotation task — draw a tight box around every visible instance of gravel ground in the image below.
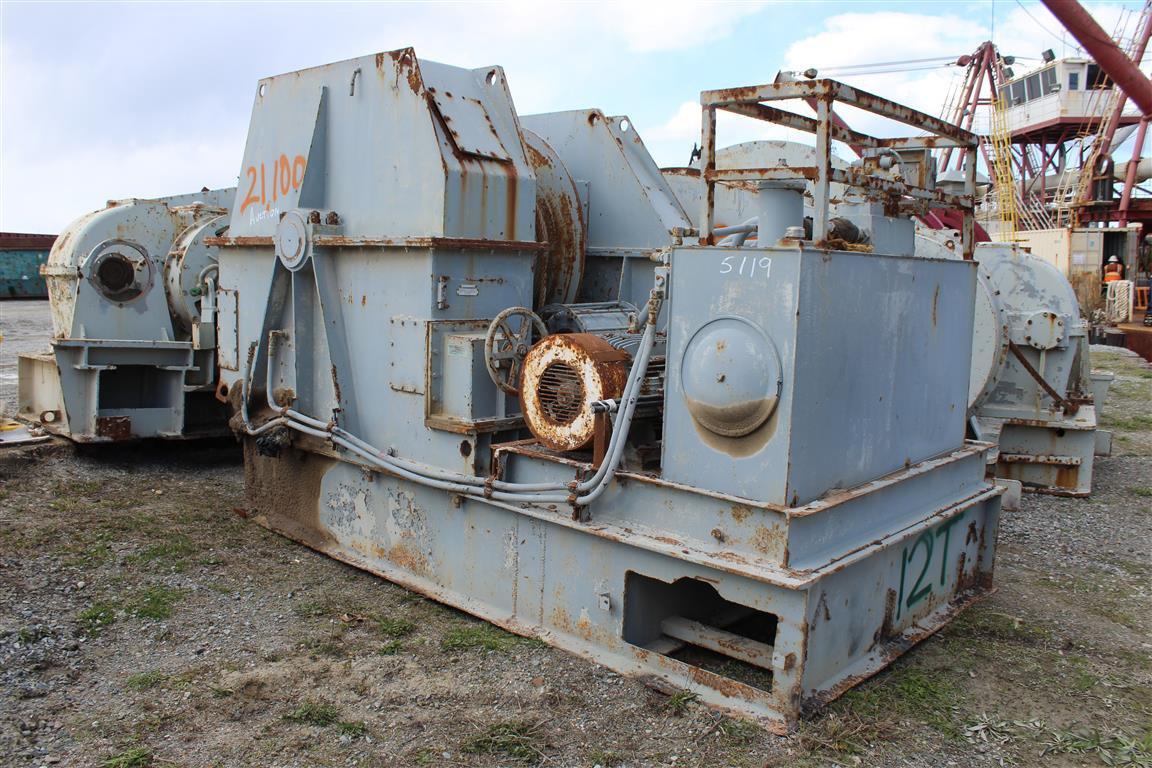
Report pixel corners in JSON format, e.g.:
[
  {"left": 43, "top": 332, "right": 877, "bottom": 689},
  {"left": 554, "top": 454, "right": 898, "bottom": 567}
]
[{"left": 0, "top": 300, "right": 1149, "bottom": 768}]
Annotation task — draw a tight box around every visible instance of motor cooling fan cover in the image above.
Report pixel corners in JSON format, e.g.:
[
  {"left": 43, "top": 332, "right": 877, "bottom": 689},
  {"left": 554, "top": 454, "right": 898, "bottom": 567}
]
[{"left": 520, "top": 333, "right": 630, "bottom": 452}]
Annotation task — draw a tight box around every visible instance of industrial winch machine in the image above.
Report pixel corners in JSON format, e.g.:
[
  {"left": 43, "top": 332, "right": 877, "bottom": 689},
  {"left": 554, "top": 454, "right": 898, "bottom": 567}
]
[
  {"left": 200, "top": 49, "right": 1002, "bottom": 730},
  {"left": 18, "top": 190, "right": 234, "bottom": 441}
]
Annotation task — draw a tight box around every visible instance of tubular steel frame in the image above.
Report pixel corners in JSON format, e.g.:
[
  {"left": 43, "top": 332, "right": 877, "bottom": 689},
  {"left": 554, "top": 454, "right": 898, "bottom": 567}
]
[{"left": 698, "top": 78, "right": 978, "bottom": 259}]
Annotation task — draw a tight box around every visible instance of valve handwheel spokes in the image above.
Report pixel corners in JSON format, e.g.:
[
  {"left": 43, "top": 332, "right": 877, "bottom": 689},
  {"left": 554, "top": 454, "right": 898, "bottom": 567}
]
[{"left": 485, "top": 306, "right": 548, "bottom": 395}]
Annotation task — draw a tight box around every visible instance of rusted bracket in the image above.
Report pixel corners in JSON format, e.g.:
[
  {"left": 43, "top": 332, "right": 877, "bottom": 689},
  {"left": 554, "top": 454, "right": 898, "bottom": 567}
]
[{"left": 1007, "top": 340, "right": 1078, "bottom": 415}]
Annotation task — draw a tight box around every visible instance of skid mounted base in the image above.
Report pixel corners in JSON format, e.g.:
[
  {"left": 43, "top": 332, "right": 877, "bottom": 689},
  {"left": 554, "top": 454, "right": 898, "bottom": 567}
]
[
  {"left": 244, "top": 438, "right": 1001, "bottom": 732},
  {"left": 989, "top": 406, "right": 1100, "bottom": 497}
]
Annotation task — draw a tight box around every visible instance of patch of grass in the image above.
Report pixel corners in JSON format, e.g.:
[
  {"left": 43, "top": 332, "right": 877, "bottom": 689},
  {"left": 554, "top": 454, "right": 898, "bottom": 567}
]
[
  {"left": 586, "top": 748, "right": 625, "bottom": 766},
  {"left": 1128, "top": 486, "right": 1152, "bottom": 498},
  {"left": 126, "top": 670, "right": 167, "bottom": 691},
  {"left": 209, "top": 686, "right": 233, "bottom": 698},
  {"left": 303, "top": 633, "right": 347, "bottom": 659},
  {"left": 715, "top": 716, "right": 762, "bottom": 745},
  {"left": 441, "top": 622, "right": 521, "bottom": 652},
  {"left": 128, "top": 586, "right": 183, "bottom": 620},
  {"left": 951, "top": 608, "right": 1050, "bottom": 645},
  {"left": 336, "top": 721, "right": 368, "bottom": 738},
  {"left": 132, "top": 534, "right": 197, "bottom": 567},
  {"left": 379, "top": 640, "right": 404, "bottom": 655},
  {"left": 292, "top": 601, "right": 328, "bottom": 619},
  {"left": 664, "top": 690, "right": 699, "bottom": 715},
  {"left": 410, "top": 747, "right": 440, "bottom": 766},
  {"left": 17, "top": 625, "right": 49, "bottom": 644},
  {"left": 1102, "top": 413, "right": 1152, "bottom": 431},
  {"left": 798, "top": 710, "right": 892, "bottom": 757},
  {"left": 461, "top": 720, "right": 547, "bottom": 765},
  {"left": 78, "top": 602, "right": 118, "bottom": 634},
  {"left": 837, "top": 666, "right": 961, "bottom": 739},
  {"left": 63, "top": 541, "right": 114, "bottom": 568},
  {"left": 285, "top": 700, "right": 341, "bottom": 727},
  {"left": 102, "top": 747, "right": 152, "bottom": 768},
  {"left": 1091, "top": 604, "right": 1140, "bottom": 630},
  {"left": 374, "top": 616, "right": 416, "bottom": 638}
]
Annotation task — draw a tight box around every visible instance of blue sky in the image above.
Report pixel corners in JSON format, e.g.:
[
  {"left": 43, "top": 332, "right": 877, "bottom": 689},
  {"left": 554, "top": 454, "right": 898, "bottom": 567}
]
[{"left": 1, "top": 0, "right": 1145, "bottom": 232}]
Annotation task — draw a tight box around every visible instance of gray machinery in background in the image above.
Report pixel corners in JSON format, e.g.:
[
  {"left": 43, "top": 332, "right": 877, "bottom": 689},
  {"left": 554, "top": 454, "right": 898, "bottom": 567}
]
[
  {"left": 965, "top": 243, "right": 1111, "bottom": 497},
  {"left": 214, "top": 49, "right": 1000, "bottom": 731},
  {"left": 18, "top": 190, "right": 233, "bottom": 441},
  {"left": 914, "top": 226, "right": 1112, "bottom": 496}
]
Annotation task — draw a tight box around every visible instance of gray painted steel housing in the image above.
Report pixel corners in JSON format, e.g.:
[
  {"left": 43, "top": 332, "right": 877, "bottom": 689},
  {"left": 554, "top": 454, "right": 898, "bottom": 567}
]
[{"left": 216, "top": 49, "right": 1002, "bottom": 731}]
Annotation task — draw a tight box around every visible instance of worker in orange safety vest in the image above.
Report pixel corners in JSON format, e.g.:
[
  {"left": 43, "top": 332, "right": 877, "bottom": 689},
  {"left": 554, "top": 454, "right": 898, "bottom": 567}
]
[{"left": 1103, "top": 255, "right": 1125, "bottom": 285}]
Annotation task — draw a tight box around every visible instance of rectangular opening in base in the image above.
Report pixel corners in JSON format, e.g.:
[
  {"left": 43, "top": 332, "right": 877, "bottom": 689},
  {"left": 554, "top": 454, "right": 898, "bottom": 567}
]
[
  {"left": 622, "top": 571, "right": 777, "bottom": 692},
  {"left": 98, "top": 366, "right": 179, "bottom": 409}
]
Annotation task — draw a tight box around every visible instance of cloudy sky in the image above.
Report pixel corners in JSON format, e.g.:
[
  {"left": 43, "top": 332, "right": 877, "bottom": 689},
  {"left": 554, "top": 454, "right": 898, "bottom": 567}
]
[{"left": 0, "top": 0, "right": 1145, "bottom": 233}]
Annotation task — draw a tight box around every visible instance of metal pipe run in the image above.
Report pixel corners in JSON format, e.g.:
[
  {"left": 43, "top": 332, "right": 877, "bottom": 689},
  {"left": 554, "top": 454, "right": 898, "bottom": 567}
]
[{"left": 246, "top": 283, "right": 665, "bottom": 507}]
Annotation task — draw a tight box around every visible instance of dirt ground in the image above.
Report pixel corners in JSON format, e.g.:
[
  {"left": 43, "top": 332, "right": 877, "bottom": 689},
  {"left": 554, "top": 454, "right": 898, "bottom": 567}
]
[{"left": 1, "top": 300, "right": 1149, "bottom": 767}]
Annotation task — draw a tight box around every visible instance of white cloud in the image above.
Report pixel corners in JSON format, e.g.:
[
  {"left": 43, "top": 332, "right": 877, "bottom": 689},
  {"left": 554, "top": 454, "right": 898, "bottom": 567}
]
[
  {"left": 647, "top": 98, "right": 817, "bottom": 151},
  {"left": 600, "top": 1, "right": 768, "bottom": 53},
  {"left": 0, "top": 1, "right": 777, "bottom": 232}
]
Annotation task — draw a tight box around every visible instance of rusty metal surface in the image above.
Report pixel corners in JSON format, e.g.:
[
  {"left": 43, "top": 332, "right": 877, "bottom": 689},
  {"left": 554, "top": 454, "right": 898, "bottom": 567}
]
[
  {"left": 696, "top": 74, "right": 977, "bottom": 258},
  {"left": 217, "top": 48, "right": 1004, "bottom": 732},
  {"left": 524, "top": 129, "right": 585, "bottom": 306},
  {"left": 520, "top": 333, "right": 630, "bottom": 451},
  {"left": 94, "top": 415, "right": 132, "bottom": 440}
]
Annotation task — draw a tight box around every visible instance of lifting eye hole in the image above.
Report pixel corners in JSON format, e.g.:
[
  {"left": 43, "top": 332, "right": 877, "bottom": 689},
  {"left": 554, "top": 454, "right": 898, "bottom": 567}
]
[
  {"left": 259, "top": 83, "right": 267, "bottom": 97},
  {"left": 620, "top": 119, "right": 631, "bottom": 133},
  {"left": 486, "top": 70, "right": 498, "bottom": 86}
]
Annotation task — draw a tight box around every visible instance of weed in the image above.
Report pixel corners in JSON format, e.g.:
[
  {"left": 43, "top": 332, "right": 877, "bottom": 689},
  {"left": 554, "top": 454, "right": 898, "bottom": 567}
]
[
  {"left": 586, "top": 748, "right": 625, "bottom": 766},
  {"left": 798, "top": 710, "right": 891, "bottom": 757},
  {"left": 126, "top": 671, "right": 167, "bottom": 691},
  {"left": 1044, "top": 726, "right": 1152, "bottom": 764},
  {"left": 441, "top": 623, "right": 521, "bottom": 652},
  {"left": 337, "top": 721, "right": 368, "bottom": 738},
  {"left": 379, "top": 640, "right": 404, "bottom": 655},
  {"left": 292, "top": 601, "right": 328, "bottom": 619},
  {"left": 715, "top": 716, "right": 762, "bottom": 745},
  {"left": 410, "top": 747, "right": 439, "bottom": 766},
  {"left": 102, "top": 747, "right": 152, "bottom": 768},
  {"left": 462, "top": 720, "right": 547, "bottom": 765},
  {"left": 285, "top": 700, "right": 341, "bottom": 727},
  {"left": 129, "top": 586, "right": 183, "bottom": 620},
  {"left": 132, "top": 534, "right": 196, "bottom": 566},
  {"left": 78, "top": 602, "right": 118, "bottom": 634},
  {"left": 375, "top": 616, "right": 416, "bottom": 638},
  {"left": 665, "top": 689, "right": 699, "bottom": 715},
  {"left": 303, "top": 634, "right": 347, "bottom": 658},
  {"left": 209, "top": 686, "right": 233, "bottom": 698},
  {"left": 1128, "top": 486, "right": 1152, "bottom": 498},
  {"left": 17, "top": 625, "right": 49, "bottom": 644},
  {"left": 64, "top": 542, "right": 114, "bottom": 568}
]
